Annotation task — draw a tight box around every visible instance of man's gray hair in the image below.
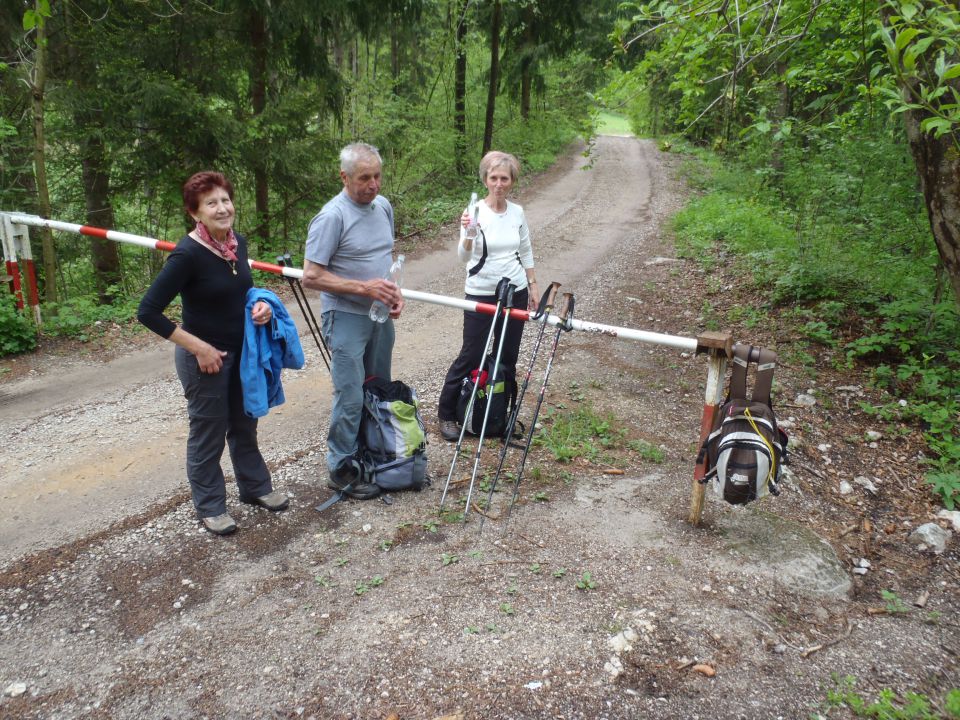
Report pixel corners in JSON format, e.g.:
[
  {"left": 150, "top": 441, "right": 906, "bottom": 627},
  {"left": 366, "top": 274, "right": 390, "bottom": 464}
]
[{"left": 340, "top": 143, "right": 382, "bottom": 175}]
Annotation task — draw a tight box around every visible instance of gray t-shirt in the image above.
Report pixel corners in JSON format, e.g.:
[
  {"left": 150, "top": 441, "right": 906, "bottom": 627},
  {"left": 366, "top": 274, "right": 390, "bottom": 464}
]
[{"left": 305, "top": 190, "right": 395, "bottom": 315}]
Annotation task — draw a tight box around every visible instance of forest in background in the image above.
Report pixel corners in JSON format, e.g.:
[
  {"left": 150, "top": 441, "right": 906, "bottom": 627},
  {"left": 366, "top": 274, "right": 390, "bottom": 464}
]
[{"left": 1, "top": 0, "right": 959, "bottom": 510}]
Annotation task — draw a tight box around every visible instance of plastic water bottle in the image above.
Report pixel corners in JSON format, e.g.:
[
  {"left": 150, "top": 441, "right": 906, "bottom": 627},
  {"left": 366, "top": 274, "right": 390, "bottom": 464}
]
[
  {"left": 369, "top": 254, "right": 405, "bottom": 323},
  {"left": 464, "top": 192, "right": 479, "bottom": 241}
]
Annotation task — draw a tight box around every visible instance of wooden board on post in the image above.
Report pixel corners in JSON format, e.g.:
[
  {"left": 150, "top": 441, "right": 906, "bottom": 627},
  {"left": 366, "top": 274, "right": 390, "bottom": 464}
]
[{"left": 688, "top": 331, "right": 733, "bottom": 526}]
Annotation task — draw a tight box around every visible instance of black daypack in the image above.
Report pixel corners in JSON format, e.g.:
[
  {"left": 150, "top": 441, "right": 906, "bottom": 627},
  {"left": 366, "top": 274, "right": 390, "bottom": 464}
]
[
  {"left": 359, "top": 377, "right": 429, "bottom": 492},
  {"left": 455, "top": 356, "right": 516, "bottom": 438},
  {"left": 700, "top": 344, "right": 788, "bottom": 505}
]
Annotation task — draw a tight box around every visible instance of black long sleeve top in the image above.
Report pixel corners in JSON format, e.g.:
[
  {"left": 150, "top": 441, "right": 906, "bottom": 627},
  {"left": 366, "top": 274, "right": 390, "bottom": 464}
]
[{"left": 137, "top": 233, "right": 253, "bottom": 353}]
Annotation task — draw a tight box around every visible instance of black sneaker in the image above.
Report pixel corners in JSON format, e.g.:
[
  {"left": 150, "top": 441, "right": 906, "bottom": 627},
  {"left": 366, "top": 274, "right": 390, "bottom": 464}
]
[{"left": 327, "top": 459, "right": 380, "bottom": 500}]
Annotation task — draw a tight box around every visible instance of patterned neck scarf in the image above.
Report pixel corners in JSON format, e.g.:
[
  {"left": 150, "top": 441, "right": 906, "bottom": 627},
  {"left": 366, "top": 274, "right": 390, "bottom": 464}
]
[{"left": 195, "top": 221, "right": 239, "bottom": 262}]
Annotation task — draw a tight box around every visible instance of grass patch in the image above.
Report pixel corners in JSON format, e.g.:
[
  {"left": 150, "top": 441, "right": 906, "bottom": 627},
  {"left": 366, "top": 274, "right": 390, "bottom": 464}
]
[
  {"left": 534, "top": 402, "right": 625, "bottom": 463},
  {"left": 596, "top": 111, "right": 632, "bottom": 136}
]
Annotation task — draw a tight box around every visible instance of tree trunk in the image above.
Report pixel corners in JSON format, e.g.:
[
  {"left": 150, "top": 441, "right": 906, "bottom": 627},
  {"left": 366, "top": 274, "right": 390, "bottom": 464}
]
[
  {"left": 520, "top": 4, "right": 534, "bottom": 120},
  {"left": 904, "top": 114, "right": 960, "bottom": 306},
  {"left": 769, "top": 60, "right": 791, "bottom": 190},
  {"left": 390, "top": 25, "right": 400, "bottom": 94},
  {"left": 30, "top": 4, "right": 57, "bottom": 306},
  {"left": 520, "top": 61, "right": 532, "bottom": 120},
  {"left": 482, "top": 0, "right": 501, "bottom": 156},
  {"left": 249, "top": 9, "right": 269, "bottom": 255},
  {"left": 82, "top": 136, "right": 121, "bottom": 305},
  {"left": 453, "top": 0, "right": 467, "bottom": 174},
  {"left": 65, "top": 2, "right": 121, "bottom": 305}
]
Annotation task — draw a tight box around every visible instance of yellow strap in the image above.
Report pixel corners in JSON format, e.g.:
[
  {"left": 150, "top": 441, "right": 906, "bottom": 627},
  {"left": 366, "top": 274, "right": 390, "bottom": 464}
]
[{"left": 743, "top": 407, "right": 776, "bottom": 489}]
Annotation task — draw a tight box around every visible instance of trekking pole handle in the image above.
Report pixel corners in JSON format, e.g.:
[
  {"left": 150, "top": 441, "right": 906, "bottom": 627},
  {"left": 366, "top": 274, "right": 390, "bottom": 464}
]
[
  {"left": 532, "top": 281, "right": 561, "bottom": 320},
  {"left": 558, "top": 292, "right": 575, "bottom": 330},
  {"left": 503, "top": 283, "right": 516, "bottom": 310},
  {"left": 496, "top": 276, "right": 512, "bottom": 304}
]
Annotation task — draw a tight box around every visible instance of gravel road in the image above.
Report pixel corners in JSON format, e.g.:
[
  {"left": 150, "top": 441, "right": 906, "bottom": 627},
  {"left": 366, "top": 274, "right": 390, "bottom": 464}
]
[{"left": 1, "top": 136, "right": 956, "bottom": 720}]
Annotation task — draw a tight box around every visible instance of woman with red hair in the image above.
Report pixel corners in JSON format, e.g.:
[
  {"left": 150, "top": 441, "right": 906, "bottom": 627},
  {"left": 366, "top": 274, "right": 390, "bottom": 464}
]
[{"left": 138, "top": 171, "right": 288, "bottom": 535}]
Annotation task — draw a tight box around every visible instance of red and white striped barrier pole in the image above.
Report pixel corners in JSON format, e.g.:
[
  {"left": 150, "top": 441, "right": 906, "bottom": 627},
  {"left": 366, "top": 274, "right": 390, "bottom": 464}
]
[
  {"left": 4, "top": 212, "right": 699, "bottom": 351},
  {"left": 1, "top": 213, "right": 40, "bottom": 324}
]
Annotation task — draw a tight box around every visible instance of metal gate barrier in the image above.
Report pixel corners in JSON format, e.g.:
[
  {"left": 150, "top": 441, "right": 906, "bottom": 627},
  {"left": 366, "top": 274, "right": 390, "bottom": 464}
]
[{"left": 0, "top": 211, "right": 734, "bottom": 524}]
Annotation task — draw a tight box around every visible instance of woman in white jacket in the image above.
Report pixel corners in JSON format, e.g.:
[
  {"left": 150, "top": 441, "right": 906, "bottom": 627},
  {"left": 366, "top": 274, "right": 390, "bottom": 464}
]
[{"left": 437, "top": 151, "right": 540, "bottom": 441}]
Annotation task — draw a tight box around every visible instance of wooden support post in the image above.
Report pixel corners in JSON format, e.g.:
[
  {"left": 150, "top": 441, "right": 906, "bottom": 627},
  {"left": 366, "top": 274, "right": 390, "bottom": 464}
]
[{"left": 688, "top": 332, "right": 732, "bottom": 526}]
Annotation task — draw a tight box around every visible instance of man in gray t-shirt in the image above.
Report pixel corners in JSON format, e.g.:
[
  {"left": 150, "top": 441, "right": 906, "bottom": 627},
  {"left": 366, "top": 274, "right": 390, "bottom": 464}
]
[{"left": 303, "top": 143, "right": 404, "bottom": 500}]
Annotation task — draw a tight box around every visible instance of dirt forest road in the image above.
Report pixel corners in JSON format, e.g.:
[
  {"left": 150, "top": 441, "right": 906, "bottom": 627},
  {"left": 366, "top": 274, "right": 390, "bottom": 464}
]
[
  {"left": 0, "top": 136, "right": 629, "bottom": 559},
  {"left": 1, "top": 137, "right": 957, "bottom": 720}
]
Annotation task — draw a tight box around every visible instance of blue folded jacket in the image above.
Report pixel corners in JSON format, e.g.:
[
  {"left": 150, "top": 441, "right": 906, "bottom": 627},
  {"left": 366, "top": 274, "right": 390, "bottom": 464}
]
[{"left": 241, "top": 288, "right": 305, "bottom": 418}]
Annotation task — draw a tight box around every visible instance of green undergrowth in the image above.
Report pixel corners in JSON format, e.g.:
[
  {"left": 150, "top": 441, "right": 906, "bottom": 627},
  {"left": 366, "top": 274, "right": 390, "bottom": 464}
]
[
  {"left": 666, "top": 134, "right": 960, "bottom": 509},
  {"left": 533, "top": 400, "right": 664, "bottom": 468},
  {"left": 0, "top": 294, "right": 36, "bottom": 355},
  {"left": 816, "top": 674, "right": 960, "bottom": 719}
]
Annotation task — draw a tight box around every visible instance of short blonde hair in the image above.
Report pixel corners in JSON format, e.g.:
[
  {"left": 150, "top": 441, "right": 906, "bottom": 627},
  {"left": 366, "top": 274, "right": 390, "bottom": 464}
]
[{"left": 479, "top": 151, "right": 520, "bottom": 183}]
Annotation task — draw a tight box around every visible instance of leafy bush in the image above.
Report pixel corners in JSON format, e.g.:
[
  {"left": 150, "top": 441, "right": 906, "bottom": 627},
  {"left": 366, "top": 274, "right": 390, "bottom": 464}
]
[
  {"left": 41, "top": 295, "right": 143, "bottom": 341},
  {"left": 0, "top": 294, "right": 37, "bottom": 356}
]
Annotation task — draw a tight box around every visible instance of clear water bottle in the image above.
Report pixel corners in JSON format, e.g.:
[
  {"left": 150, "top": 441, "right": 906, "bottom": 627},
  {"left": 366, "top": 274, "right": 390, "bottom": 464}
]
[
  {"left": 369, "top": 253, "right": 405, "bottom": 323},
  {"left": 464, "top": 192, "right": 479, "bottom": 241}
]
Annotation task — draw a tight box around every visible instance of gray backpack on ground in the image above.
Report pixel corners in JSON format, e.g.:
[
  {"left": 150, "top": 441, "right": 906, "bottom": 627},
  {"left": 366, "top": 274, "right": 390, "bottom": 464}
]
[
  {"left": 359, "top": 377, "right": 429, "bottom": 491},
  {"left": 699, "top": 344, "right": 788, "bottom": 505}
]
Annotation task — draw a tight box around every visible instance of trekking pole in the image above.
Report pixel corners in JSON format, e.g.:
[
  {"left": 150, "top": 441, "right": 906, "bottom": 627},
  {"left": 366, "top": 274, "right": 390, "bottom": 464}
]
[
  {"left": 478, "top": 281, "right": 561, "bottom": 530},
  {"left": 284, "top": 252, "right": 331, "bottom": 369},
  {"left": 439, "top": 277, "right": 513, "bottom": 510},
  {"left": 506, "top": 292, "right": 575, "bottom": 518},
  {"left": 277, "top": 253, "right": 331, "bottom": 371},
  {"left": 462, "top": 282, "right": 517, "bottom": 522}
]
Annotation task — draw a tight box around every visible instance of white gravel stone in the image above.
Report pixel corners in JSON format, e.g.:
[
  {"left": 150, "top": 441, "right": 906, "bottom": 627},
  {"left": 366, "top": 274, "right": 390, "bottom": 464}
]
[
  {"left": 909, "top": 523, "right": 951, "bottom": 553},
  {"left": 937, "top": 510, "right": 960, "bottom": 532},
  {"left": 4, "top": 682, "right": 27, "bottom": 698}
]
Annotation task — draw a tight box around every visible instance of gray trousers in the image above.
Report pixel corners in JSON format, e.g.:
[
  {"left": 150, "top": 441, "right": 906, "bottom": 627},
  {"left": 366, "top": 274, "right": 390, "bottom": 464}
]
[
  {"left": 175, "top": 346, "right": 272, "bottom": 518},
  {"left": 320, "top": 309, "right": 395, "bottom": 473}
]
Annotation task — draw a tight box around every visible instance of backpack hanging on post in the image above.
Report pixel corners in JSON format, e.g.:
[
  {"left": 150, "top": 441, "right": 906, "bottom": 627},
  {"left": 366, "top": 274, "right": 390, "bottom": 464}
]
[
  {"left": 359, "top": 377, "right": 429, "bottom": 492},
  {"left": 455, "top": 355, "right": 516, "bottom": 438},
  {"left": 700, "top": 344, "right": 788, "bottom": 505}
]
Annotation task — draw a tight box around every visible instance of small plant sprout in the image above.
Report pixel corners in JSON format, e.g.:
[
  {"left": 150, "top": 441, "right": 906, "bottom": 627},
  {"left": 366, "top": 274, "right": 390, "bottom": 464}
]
[
  {"left": 499, "top": 602, "right": 515, "bottom": 615},
  {"left": 378, "top": 539, "right": 393, "bottom": 551},
  {"left": 529, "top": 562, "right": 542, "bottom": 574},
  {"left": 314, "top": 575, "right": 333, "bottom": 588},
  {"left": 553, "top": 568, "right": 567, "bottom": 579},
  {"left": 576, "top": 571, "right": 597, "bottom": 590},
  {"left": 881, "top": 590, "right": 910, "bottom": 614},
  {"left": 422, "top": 520, "right": 439, "bottom": 533},
  {"left": 354, "top": 576, "right": 384, "bottom": 596},
  {"left": 506, "top": 582, "right": 519, "bottom": 595},
  {"left": 533, "top": 491, "right": 550, "bottom": 502},
  {"left": 441, "top": 553, "right": 459, "bottom": 566},
  {"left": 335, "top": 557, "right": 349, "bottom": 567},
  {"left": 469, "top": 550, "right": 484, "bottom": 559},
  {"left": 465, "top": 625, "right": 480, "bottom": 634},
  {"left": 440, "top": 509, "right": 464, "bottom": 523}
]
